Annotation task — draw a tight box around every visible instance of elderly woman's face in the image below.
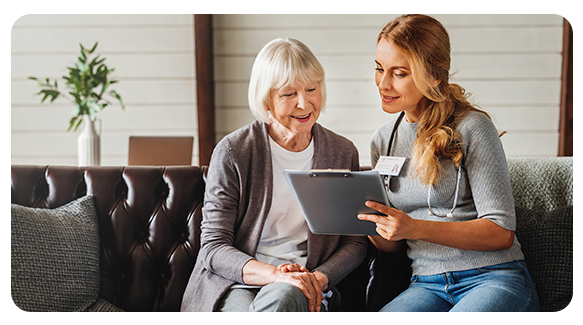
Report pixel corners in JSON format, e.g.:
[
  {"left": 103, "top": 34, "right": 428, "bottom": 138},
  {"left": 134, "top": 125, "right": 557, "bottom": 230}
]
[{"left": 268, "top": 80, "right": 322, "bottom": 135}]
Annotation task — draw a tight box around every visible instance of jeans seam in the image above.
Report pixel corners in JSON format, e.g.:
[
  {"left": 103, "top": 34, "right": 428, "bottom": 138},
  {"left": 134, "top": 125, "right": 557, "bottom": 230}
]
[{"left": 518, "top": 289, "right": 533, "bottom": 312}]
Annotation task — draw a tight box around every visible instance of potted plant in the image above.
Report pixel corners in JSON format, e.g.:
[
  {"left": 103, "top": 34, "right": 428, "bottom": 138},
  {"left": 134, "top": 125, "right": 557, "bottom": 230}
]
[{"left": 29, "top": 42, "right": 124, "bottom": 166}]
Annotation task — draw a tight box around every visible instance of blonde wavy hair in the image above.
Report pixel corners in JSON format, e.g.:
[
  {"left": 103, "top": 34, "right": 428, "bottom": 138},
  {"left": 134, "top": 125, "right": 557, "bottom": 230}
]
[{"left": 378, "top": 14, "right": 490, "bottom": 185}]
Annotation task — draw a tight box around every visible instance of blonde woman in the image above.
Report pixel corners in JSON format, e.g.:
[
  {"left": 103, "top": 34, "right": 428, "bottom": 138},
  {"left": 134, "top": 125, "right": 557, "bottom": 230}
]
[
  {"left": 181, "top": 38, "right": 367, "bottom": 312},
  {"left": 358, "top": 14, "right": 539, "bottom": 312}
]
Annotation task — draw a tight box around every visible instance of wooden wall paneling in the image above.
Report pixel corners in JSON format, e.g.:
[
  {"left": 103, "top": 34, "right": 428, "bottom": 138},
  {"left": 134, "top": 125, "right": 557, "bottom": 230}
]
[
  {"left": 12, "top": 53, "right": 196, "bottom": 80},
  {"left": 11, "top": 15, "right": 198, "bottom": 166},
  {"left": 12, "top": 106, "right": 196, "bottom": 132},
  {"left": 14, "top": 14, "right": 194, "bottom": 26},
  {"left": 212, "top": 14, "right": 564, "bottom": 166},
  {"left": 213, "top": 27, "right": 562, "bottom": 56},
  {"left": 212, "top": 14, "right": 561, "bottom": 31},
  {"left": 214, "top": 80, "right": 560, "bottom": 108},
  {"left": 559, "top": 18, "right": 573, "bottom": 156},
  {"left": 12, "top": 27, "right": 194, "bottom": 53},
  {"left": 195, "top": 14, "right": 216, "bottom": 166},
  {"left": 13, "top": 80, "right": 196, "bottom": 106}
]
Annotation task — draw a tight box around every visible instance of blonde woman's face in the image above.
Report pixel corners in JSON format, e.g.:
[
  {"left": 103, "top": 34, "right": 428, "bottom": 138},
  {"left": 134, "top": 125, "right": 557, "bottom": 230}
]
[
  {"left": 375, "top": 39, "right": 426, "bottom": 122},
  {"left": 267, "top": 80, "right": 322, "bottom": 136}
]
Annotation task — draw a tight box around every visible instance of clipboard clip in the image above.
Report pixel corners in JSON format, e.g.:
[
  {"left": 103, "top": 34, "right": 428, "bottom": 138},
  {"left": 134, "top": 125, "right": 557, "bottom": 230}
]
[{"left": 309, "top": 169, "right": 352, "bottom": 178}]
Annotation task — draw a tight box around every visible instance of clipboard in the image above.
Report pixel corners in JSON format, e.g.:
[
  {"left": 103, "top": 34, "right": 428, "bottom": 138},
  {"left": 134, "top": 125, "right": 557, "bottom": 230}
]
[{"left": 283, "top": 169, "right": 389, "bottom": 236}]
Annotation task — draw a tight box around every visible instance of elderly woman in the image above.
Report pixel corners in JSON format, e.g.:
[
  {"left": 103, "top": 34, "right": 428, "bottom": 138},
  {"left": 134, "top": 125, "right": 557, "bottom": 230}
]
[{"left": 181, "top": 38, "right": 368, "bottom": 312}]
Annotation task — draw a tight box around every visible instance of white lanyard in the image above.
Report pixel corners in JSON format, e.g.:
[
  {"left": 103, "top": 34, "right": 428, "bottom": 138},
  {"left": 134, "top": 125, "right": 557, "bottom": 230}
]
[{"left": 385, "top": 112, "right": 461, "bottom": 218}]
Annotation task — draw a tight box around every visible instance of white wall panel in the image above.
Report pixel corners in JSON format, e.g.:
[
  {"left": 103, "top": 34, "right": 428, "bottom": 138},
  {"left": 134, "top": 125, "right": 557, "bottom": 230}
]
[
  {"left": 451, "top": 54, "right": 562, "bottom": 79},
  {"left": 214, "top": 27, "right": 563, "bottom": 56},
  {"left": 500, "top": 133, "right": 560, "bottom": 157},
  {"left": 13, "top": 80, "right": 196, "bottom": 106},
  {"left": 12, "top": 27, "right": 194, "bottom": 53},
  {"left": 215, "top": 53, "right": 562, "bottom": 82},
  {"left": 11, "top": 14, "right": 565, "bottom": 168},
  {"left": 448, "top": 27, "right": 563, "bottom": 53},
  {"left": 12, "top": 105, "right": 196, "bottom": 131},
  {"left": 459, "top": 80, "right": 561, "bottom": 106},
  {"left": 213, "top": 14, "right": 562, "bottom": 29},
  {"left": 213, "top": 14, "right": 564, "bottom": 167},
  {"left": 11, "top": 14, "right": 198, "bottom": 166},
  {"left": 13, "top": 53, "right": 196, "bottom": 79},
  {"left": 215, "top": 29, "right": 378, "bottom": 55},
  {"left": 214, "top": 54, "right": 562, "bottom": 85},
  {"left": 11, "top": 130, "right": 199, "bottom": 166},
  {"left": 214, "top": 79, "right": 560, "bottom": 108},
  {"left": 14, "top": 14, "right": 194, "bottom": 27}
]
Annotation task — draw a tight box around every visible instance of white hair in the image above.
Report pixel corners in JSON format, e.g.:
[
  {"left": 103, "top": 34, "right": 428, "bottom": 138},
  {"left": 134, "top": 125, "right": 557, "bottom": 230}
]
[{"left": 247, "top": 38, "right": 327, "bottom": 123}]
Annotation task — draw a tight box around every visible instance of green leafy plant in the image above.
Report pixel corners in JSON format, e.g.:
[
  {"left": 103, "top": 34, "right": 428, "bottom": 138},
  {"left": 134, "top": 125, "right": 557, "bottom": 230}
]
[{"left": 29, "top": 42, "right": 124, "bottom": 131}]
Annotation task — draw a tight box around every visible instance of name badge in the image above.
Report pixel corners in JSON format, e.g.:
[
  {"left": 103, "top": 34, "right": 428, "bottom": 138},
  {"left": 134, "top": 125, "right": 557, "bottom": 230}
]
[{"left": 374, "top": 156, "right": 406, "bottom": 176}]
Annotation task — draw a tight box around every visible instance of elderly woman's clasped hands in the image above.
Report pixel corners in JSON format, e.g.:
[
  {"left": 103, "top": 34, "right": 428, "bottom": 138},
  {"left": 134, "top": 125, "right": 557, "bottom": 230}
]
[{"left": 276, "top": 263, "right": 328, "bottom": 312}]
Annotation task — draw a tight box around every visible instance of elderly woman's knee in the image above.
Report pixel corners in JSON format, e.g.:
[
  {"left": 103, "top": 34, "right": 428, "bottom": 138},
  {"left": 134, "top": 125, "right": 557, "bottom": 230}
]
[{"left": 251, "top": 282, "right": 309, "bottom": 312}]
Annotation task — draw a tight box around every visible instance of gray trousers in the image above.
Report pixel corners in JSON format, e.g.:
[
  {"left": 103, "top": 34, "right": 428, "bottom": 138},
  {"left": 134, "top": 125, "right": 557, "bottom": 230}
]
[{"left": 217, "top": 282, "right": 326, "bottom": 312}]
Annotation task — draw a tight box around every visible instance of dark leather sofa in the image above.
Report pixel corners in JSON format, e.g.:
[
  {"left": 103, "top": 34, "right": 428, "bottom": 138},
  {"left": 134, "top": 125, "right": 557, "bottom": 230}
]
[{"left": 10, "top": 157, "right": 572, "bottom": 312}]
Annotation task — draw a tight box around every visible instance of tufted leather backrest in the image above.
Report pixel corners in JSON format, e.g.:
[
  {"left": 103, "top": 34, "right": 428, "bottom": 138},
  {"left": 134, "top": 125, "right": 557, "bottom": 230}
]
[{"left": 11, "top": 165, "right": 206, "bottom": 311}]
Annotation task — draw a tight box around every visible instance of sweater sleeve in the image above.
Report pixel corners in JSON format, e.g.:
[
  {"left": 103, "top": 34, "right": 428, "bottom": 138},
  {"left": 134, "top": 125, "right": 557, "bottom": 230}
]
[
  {"left": 198, "top": 138, "right": 254, "bottom": 284},
  {"left": 461, "top": 112, "right": 516, "bottom": 231}
]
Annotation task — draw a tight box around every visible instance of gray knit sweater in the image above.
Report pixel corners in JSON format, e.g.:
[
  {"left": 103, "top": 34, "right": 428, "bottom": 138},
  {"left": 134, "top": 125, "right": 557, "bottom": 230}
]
[{"left": 371, "top": 111, "right": 524, "bottom": 276}]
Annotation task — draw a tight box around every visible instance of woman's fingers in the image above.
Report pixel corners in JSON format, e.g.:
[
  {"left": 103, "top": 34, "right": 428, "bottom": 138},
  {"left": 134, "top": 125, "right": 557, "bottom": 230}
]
[
  {"left": 274, "top": 268, "right": 323, "bottom": 312},
  {"left": 277, "top": 263, "right": 309, "bottom": 273},
  {"left": 365, "top": 200, "right": 395, "bottom": 215},
  {"left": 357, "top": 213, "right": 383, "bottom": 223},
  {"left": 359, "top": 202, "right": 418, "bottom": 242},
  {"left": 306, "top": 272, "right": 323, "bottom": 312},
  {"left": 293, "top": 273, "right": 320, "bottom": 312}
]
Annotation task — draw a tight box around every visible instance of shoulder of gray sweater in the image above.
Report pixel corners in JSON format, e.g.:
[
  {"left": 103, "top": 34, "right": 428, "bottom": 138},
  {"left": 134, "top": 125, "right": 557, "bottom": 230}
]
[
  {"left": 456, "top": 110, "right": 504, "bottom": 151},
  {"left": 457, "top": 110, "right": 508, "bottom": 164},
  {"left": 221, "top": 120, "right": 268, "bottom": 152},
  {"left": 456, "top": 110, "right": 497, "bottom": 136}
]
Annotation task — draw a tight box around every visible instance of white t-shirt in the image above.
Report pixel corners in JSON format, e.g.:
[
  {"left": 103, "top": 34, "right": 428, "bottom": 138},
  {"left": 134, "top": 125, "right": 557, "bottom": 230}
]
[{"left": 255, "top": 137, "right": 314, "bottom": 267}]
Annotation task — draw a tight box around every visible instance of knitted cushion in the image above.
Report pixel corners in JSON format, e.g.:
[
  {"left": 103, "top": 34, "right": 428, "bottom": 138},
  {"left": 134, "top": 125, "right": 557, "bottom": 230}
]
[
  {"left": 11, "top": 195, "right": 101, "bottom": 311},
  {"left": 87, "top": 298, "right": 125, "bottom": 312},
  {"left": 508, "top": 157, "right": 573, "bottom": 312},
  {"left": 515, "top": 206, "right": 572, "bottom": 312},
  {"left": 507, "top": 157, "right": 573, "bottom": 213}
]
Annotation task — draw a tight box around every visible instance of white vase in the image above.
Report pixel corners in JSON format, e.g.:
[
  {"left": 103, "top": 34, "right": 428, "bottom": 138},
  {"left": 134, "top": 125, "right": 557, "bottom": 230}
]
[{"left": 77, "top": 115, "right": 101, "bottom": 166}]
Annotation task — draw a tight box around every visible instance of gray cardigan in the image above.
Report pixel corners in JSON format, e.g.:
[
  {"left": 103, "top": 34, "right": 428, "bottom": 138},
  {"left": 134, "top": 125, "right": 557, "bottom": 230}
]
[{"left": 181, "top": 121, "right": 368, "bottom": 312}]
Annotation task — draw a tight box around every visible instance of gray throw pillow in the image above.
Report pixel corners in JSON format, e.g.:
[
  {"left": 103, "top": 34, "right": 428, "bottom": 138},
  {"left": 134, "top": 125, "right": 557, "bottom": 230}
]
[
  {"left": 515, "top": 206, "right": 573, "bottom": 312},
  {"left": 11, "top": 195, "right": 100, "bottom": 311}
]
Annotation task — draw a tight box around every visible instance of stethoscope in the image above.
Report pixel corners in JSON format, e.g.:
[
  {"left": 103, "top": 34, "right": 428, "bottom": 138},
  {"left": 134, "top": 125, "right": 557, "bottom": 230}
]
[{"left": 384, "top": 112, "right": 462, "bottom": 218}]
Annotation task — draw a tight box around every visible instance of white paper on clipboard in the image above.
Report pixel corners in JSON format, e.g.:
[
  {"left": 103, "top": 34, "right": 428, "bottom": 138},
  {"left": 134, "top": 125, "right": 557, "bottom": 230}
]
[{"left": 283, "top": 169, "right": 389, "bottom": 236}]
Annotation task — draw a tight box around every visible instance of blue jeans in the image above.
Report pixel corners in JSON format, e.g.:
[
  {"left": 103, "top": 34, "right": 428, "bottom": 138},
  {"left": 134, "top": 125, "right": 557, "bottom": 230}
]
[{"left": 380, "top": 260, "right": 539, "bottom": 312}]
